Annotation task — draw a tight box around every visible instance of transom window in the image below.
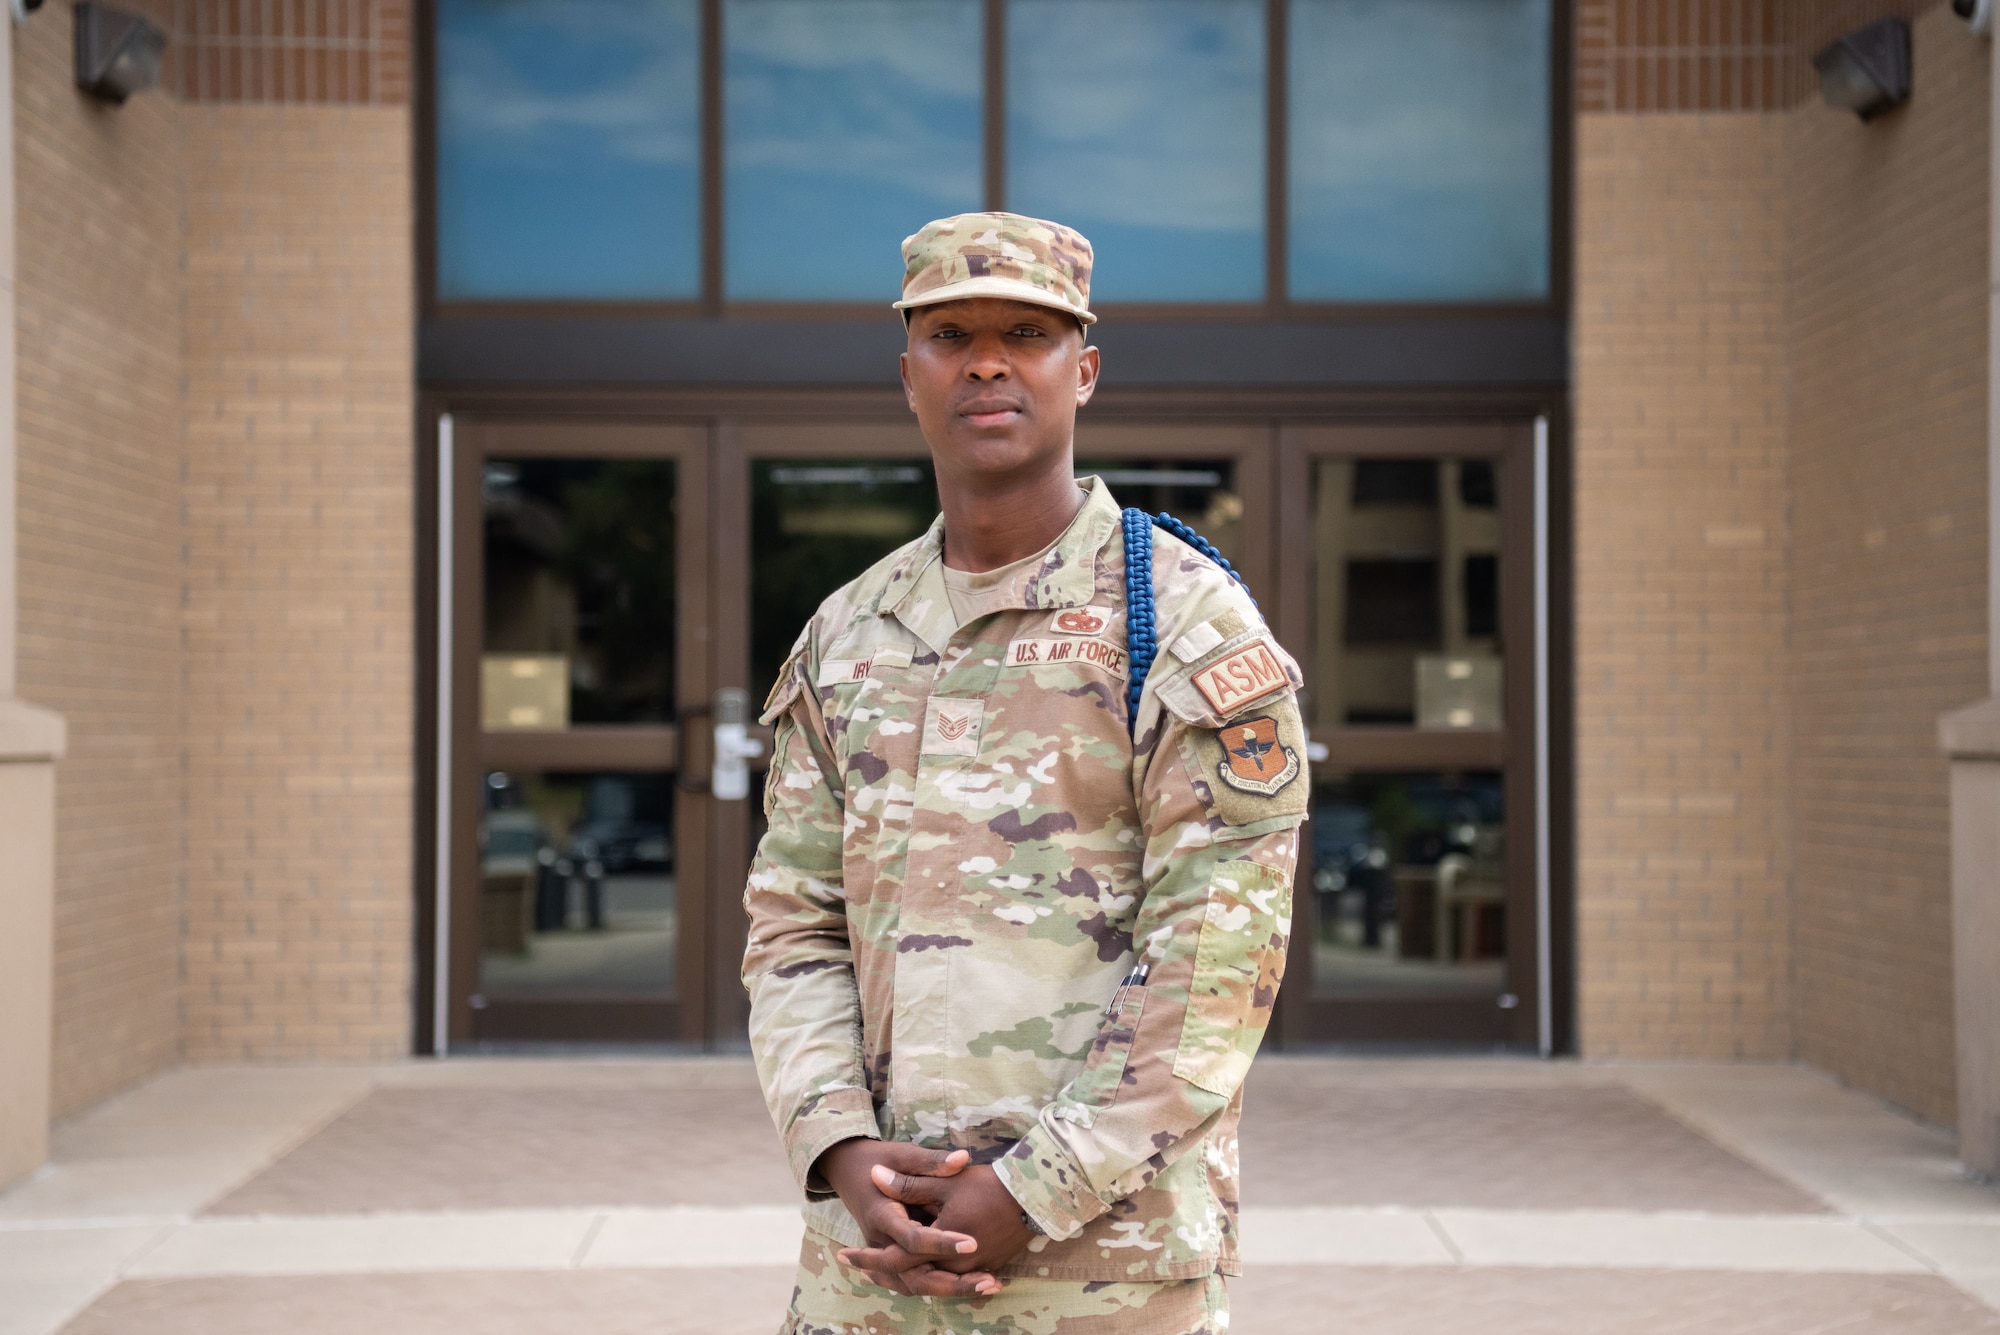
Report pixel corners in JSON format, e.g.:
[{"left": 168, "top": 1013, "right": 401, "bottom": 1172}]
[{"left": 432, "top": 0, "right": 1553, "bottom": 308}]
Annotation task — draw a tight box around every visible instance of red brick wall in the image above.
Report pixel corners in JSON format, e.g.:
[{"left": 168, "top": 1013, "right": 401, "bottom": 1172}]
[
  {"left": 174, "top": 0, "right": 410, "bottom": 105},
  {"left": 1577, "top": 0, "right": 1943, "bottom": 113}
]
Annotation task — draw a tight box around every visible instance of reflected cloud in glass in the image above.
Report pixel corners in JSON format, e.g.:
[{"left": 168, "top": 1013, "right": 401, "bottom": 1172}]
[
  {"left": 1290, "top": 0, "right": 1551, "bottom": 302},
  {"left": 1008, "top": 0, "right": 1264, "bottom": 302},
  {"left": 726, "top": 0, "right": 982, "bottom": 300},
  {"left": 436, "top": 0, "right": 701, "bottom": 300}
]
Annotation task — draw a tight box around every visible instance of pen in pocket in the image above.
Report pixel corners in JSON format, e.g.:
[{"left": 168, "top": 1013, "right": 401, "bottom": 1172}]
[{"left": 1102, "top": 962, "right": 1150, "bottom": 1020}]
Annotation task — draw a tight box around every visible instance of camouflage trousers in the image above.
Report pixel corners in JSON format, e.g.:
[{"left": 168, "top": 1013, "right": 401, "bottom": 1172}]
[{"left": 781, "top": 1232, "right": 1229, "bottom": 1335}]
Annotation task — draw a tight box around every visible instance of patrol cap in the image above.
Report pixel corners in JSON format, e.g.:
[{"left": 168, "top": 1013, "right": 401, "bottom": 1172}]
[{"left": 894, "top": 211, "right": 1096, "bottom": 326}]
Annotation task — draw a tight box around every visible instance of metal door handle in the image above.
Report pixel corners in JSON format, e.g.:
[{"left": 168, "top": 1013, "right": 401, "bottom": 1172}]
[{"left": 711, "top": 687, "right": 765, "bottom": 801}]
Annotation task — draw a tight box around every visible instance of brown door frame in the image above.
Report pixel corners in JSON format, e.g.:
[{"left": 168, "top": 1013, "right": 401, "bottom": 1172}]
[{"left": 1273, "top": 421, "right": 1542, "bottom": 1049}]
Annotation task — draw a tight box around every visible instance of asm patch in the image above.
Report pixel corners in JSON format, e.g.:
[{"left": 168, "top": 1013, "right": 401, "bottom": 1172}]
[
  {"left": 1215, "top": 715, "right": 1300, "bottom": 797},
  {"left": 1191, "top": 639, "right": 1290, "bottom": 714}
]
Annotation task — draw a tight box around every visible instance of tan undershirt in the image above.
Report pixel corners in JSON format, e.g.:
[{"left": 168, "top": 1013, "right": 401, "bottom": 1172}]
[{"left": 940, "top": 536, "right": 1061, "bottom": 624}]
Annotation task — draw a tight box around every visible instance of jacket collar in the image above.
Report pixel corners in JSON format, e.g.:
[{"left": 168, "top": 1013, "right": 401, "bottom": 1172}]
[{"left": 877, "top": 476, "right": 1120, "bottom": 649}]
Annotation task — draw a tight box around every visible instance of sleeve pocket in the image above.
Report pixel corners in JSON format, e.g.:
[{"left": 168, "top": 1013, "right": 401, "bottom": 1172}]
[
  {"left": 1057, "top": 984, "right": 1149, "bottom": 1124},
  {"left": 1172, "top": 860, "right": 1292, "bottom": 1098}
]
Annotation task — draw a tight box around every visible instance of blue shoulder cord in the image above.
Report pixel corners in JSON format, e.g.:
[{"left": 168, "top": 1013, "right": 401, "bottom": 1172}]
[{"left": 1121, "top": 507, "right": 1254, "bottom": 736}]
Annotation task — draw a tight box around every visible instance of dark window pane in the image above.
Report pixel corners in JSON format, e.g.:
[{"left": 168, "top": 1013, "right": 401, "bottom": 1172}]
[
  {"left": 484, "top": 459, "right": 677, "bottom": 726},
  {"left": 1345, "top": 559, "right": 1439, "bottom": 646},
  {"left": 1464, "top": 553, "right": 1498, "bottom": 638},
  {"left": 1459, "top": 459, "right": 1497, "bottom": 508},
  {"left": 750, "top": 461, "right": 939, "bottom": 706},
  {"left": 436, "top": 0, "right": 700, "bottom": 300},
  {"left": 1290, "top": 0, "right": 1551, "bottom": 301},
  {"left": 725, "top": 0, "right": 982, "bottom": 299},
  {"left": 1352, "top": 460, "right": 1438, "bottom": 507},
  {"left": 1008, "top": 0, "right": 1264, "bottom": 301}
]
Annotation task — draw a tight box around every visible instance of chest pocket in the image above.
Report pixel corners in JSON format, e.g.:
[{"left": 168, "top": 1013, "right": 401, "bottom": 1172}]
[{"left": 816, "top": 641, "right": 922, "bottom": 788}]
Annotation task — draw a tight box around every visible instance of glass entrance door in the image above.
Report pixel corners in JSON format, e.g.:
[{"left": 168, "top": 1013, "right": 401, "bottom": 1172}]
[
  {"left": 436, "top": 411, "right": 1548, "bottom": 1051},
  {"left": 1274, "top": 423, "right": 1544, "bottom": 1047},
  {"left": 442, "top": 420, "right": 712, "bottom": 1046}
]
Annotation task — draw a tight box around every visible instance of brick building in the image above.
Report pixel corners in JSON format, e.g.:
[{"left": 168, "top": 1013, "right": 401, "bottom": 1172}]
[{"left": 0, "top": 0, "right": 1995, "bottom": 1190}]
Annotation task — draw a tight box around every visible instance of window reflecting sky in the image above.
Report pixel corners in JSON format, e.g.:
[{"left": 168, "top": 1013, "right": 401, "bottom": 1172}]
[
  {"left": 726, "top": 0, "right": 982, "bottom": 300},
  {"left": 1290, "top": 0, "right": 1551, "bottom": 302},
  {"left": 1008, "top": 0, "right": 1265, "bottom": 302},
  {"left": 436, "top": 0, "right": 701, "bottom": 301}
]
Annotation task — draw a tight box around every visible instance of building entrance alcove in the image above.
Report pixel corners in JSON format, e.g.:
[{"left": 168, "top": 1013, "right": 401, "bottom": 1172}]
[
  {"left": 415, "top": 0, "right": 1571, "bottom": 1053},
  {"left": 423, "top": 405, "right": 1564, "bottom": 1052}
]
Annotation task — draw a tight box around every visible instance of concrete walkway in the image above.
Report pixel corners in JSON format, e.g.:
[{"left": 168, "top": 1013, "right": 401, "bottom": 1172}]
[{"left": 2, "top": 1058, "right": 1997, "bottom": 1333}]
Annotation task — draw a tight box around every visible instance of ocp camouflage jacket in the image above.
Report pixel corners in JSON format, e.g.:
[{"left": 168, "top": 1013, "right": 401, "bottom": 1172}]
[{"left": 743, "top": 477, "right": 1308, "bottom": 1283}]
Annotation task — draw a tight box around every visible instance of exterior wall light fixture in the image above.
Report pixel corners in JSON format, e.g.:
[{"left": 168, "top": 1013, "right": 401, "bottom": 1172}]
[
  {"left": 74, "top": 2, "right": 166, "bottom": 103},
  {"left": 1953, "top": 0, "right": 1993, "bottom": 36},
  {"left": 1813, "top": 17, "right": 1912, "bottom": 121},
  {"left": 11, "top": 0, "right": 46, "bottom": 23}
]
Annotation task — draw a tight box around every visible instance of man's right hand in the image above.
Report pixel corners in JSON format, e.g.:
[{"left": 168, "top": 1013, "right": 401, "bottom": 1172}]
[{"left": 814, "top": 1139, "right": 1003, "bottom": 1298}]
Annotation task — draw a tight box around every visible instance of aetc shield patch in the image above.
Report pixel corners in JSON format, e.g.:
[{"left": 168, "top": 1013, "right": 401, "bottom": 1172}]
[{"left": 1216, "top": 715, "right": 1299, "bottom": 796}]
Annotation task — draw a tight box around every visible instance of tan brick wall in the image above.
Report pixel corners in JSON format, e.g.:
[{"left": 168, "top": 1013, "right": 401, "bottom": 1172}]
[
  {"left": 1785, "top": 6, "right": 1989, "bottom": 1125},
  {"left": 179, "top": 103, "right": 414, "bottom": 1061},
  {"left": 1573, "top": 113, "right": 1796, "bottom": 1058},
  {"left": 1573, "top": 5, "right": 1990, "bottom": 1115},
  {"left": 13, "top": 5, "right": 187, "bottom": 1116}
]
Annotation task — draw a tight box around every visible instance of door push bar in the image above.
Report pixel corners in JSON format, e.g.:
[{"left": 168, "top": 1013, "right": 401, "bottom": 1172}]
[
  {"left": 711, "top": 687, "right": 766, "bottom": 801},
  {"left": 672, "top": 689, "right": 766, "bottom": 799}
]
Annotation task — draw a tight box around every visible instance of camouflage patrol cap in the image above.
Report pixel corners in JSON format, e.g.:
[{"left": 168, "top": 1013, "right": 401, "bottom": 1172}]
[{"left": 894, "top": 211, "right": 1096, "bottom": 326}]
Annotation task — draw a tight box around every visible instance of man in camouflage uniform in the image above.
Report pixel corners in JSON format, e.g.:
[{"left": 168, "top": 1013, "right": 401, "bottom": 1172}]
[{"left": 744, "top": 212, "right": 1308, "bottom": 1335}]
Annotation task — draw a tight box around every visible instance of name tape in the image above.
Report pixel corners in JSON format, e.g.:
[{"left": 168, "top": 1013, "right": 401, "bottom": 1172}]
[{"left": 816, "top": 658, "right": 874, "bottom": 687}]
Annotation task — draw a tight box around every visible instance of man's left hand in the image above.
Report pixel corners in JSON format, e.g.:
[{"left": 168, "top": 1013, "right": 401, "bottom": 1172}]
[{"left": 837, "top": 1163, "right": 1037, "bottom": 1284}]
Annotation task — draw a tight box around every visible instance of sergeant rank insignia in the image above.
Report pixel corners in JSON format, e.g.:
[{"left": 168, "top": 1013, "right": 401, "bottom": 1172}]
[{"left": 1216, "top": 715, "right": 1299, "bottom": 796}]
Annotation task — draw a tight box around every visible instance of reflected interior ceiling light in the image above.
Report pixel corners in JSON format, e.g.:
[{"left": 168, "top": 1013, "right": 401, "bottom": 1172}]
[
  {"left": 1812, "top": 17, "right": 1912, "bottom": 121},
  {"left": 74, "top": 2, "right": 166, "bottom": 103},
  {"left": 768, "top": 466, "right": 924, "bottom": 487},
  {"left": 1090, "top": 469, "right": 1224, "bottom": 488}
]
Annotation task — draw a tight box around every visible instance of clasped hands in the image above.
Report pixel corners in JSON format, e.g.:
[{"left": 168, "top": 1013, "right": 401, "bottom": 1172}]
[{"left": 817, "top": 1138, "right": 1037, "bottom": 1298}]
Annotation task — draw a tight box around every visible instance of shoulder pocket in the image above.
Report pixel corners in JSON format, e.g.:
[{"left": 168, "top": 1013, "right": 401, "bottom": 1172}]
[
  {"left": 760, "top": 653, "right": 806, "bottom": 727},
  {"left": 1153, "top": 631, "right": 1302, "bottom": 729}
]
